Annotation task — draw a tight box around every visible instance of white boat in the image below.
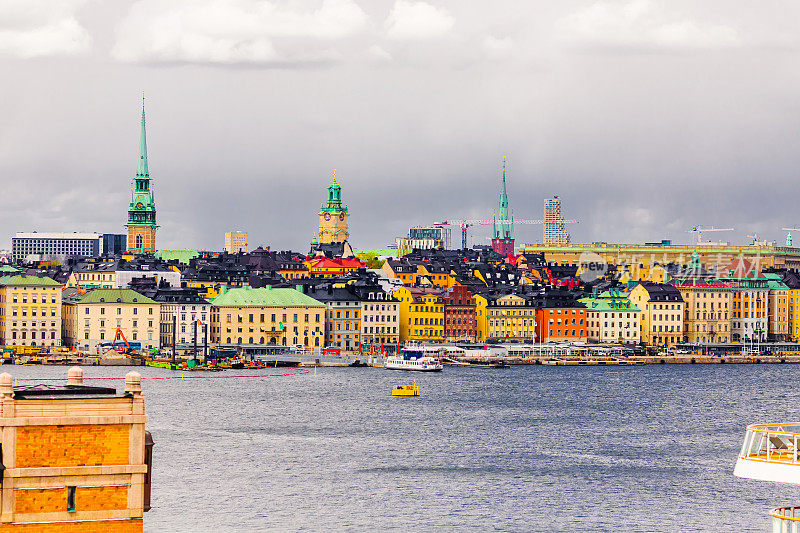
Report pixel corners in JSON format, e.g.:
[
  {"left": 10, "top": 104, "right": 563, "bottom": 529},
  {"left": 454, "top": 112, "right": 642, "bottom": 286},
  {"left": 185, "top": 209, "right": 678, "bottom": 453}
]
[
  {"left": 384, "top": 346, "right": 443, "bottom": 372},
  {"left": 734, "top": 422, "right": 800, "bottom": 530}
]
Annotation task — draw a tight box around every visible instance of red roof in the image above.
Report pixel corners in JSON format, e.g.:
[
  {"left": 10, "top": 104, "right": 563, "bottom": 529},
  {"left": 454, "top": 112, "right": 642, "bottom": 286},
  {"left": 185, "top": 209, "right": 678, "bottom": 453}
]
[{"left": 307, "top": 257, "right": 365, "bottom": 269}]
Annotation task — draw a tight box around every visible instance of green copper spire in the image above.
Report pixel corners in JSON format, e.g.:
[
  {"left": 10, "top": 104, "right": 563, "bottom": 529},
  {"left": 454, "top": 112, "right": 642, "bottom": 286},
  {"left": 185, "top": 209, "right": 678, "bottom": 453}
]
[
  {"left": 137, "top": 98, "right": 148, "bottom": 177},
  {"left": 320, "top": 170, "right": 348, "bottom": 214},
  {"left": 494, "top": 157, "right": 513, "bottom": 239},
  {"left": 127, "top": 97, "right": 157, "bottom": 227}
]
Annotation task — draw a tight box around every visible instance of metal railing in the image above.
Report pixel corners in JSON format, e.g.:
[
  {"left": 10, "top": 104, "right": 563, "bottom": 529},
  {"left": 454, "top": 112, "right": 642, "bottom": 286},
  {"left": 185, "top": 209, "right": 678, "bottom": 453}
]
[
  {"left": 771, "top": 507, "right": 800, "bottom": 533},
  {"left": 739, "top": 424, "right": 800, "bottom": 465}
]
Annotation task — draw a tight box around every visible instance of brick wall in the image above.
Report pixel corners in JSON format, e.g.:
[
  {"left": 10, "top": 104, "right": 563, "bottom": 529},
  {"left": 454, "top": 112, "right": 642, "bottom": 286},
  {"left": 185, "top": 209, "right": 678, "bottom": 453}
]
[{"left": 16, "top": 424, "right": 130, "bottom": 468}]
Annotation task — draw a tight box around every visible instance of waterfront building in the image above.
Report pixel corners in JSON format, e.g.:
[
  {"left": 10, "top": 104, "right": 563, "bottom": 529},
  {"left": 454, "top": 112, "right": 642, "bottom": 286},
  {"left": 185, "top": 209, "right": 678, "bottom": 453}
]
[
  {"left": 543, "top": 196, "right": 570, "bottom": 246},
  {"left": 317, "top": 173, "right": 349, "bottom": 245},
  {"left": 491, "top": 159, "right": 515, "bottom": 255},
  {"left": 61, "top": 288, "right": 160, "bottom": 352},
  {"left": 781, "top": 270, "right": 800, "bottom": 341},
  {"left": 718, "top": 258, "right": 768, "bottom": 344},
  {"left": 304, "top": 286, "right": 362, "bottom": 350},
  {"left": 0, "top": 274, "right": 62, "bottom": 348},
  {"left": 353, "top": 285, "right": 400, "bottom": 346},
  {"left": 0, "top": 368, "right": 151, "bottom": 529},
  {"left": 534, "top": 307, "right": 588, "bottom": 343},
  {"left": 150, "top": 285, "right": 210, "bottom": 346},
  {"left": 209, "top": 286, "right": 325, "bottom": 347},
  {"left": 224, "top": 231, "right": 248, "bottom": 253},
  {"left": 395, "top": 225, "right": 451, "bottom": 250},
  {"left": 126, "top": 104, "right": 158, "bottom": 254},
  {"left": 442, "top": 285, "right": 476, "bottom": 341},
  {"left": 764, "top": 272, "right": 790, "bottom": 342},
  {"left": 667, "top": 252, "right": 733, "bottom": 344},
  {"left": 579, "top": 289, "right": 641, "bottom": 343},
  {"left": 628, "top": 282, "right": 685, "bottom": 348},
  {"left": 476, "top": 293, "right": 538, "bottom": 342},
  {"left": 394, "top": 286, "right": 444, "bottom": 342}
]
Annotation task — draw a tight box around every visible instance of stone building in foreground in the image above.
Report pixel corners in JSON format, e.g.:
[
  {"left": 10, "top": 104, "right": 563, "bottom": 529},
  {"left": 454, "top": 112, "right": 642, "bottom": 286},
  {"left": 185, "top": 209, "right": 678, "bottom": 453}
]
[{"left": 0, "top": 369, "right": 152, "bottom": 531}]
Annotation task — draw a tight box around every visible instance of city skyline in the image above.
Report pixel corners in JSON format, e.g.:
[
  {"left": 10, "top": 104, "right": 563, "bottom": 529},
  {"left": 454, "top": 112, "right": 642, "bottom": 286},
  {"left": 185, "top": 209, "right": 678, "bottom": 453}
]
[{"left": 2, "top": 1, "right": 800, "bottom": 250}]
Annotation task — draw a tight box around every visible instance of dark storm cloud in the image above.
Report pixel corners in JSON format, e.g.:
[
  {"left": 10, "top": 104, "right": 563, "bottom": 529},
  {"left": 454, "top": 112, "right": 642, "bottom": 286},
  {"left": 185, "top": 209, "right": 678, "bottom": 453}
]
[{"left": 2, "top": 0, "right": 800, "bottom": 252}]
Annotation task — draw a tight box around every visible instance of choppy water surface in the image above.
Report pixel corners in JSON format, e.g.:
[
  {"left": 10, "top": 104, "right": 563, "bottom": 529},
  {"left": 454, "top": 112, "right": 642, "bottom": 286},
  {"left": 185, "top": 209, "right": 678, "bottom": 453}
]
[{"left": 9, "top": 364, "right": 800, "bottom": 532}]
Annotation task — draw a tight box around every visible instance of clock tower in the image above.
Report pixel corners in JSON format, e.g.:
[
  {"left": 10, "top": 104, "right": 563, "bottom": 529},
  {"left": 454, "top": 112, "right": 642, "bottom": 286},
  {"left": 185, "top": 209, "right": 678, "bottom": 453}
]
[
  {"left": 317, "top": 172, "right": 349, "bottom": 245},
  {"left": 126, "top": 100, "right": 158, "bottom": 254}
]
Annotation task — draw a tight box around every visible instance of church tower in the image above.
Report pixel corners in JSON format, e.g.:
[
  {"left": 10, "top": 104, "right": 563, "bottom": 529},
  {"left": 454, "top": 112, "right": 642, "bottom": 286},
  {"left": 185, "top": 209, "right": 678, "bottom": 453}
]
[
  {"left": 317, "top": 171, "right": 349, "bottom": 244},
  {"left": 491, "top": 157, "right": 515, "bottom": 255},
  {"left": 126, "top": 99, "right": 158, "bottom": 254}
]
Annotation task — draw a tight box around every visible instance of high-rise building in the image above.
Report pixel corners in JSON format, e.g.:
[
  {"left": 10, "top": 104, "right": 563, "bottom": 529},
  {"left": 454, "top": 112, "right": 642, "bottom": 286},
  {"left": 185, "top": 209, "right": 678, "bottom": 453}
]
[
  {"left": 126, "top": 101, "right": 158, "bottom": 254},
  {"left": 544, "top": 196, "right": 570, "bottom": 245},
  {"left": 317, "top": 172, "right": 349, "bottom": 245},
  {"left": 491, "top": 158, "right": 514, "bottom": 255},
  {"left": 224, "top": 231, "right": 248, "bottom": 253}
]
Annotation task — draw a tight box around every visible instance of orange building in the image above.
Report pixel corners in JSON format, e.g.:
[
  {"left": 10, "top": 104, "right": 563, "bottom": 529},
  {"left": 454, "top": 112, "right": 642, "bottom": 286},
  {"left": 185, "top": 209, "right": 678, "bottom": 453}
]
[
  {"left": 535, "top": 308, "right": 588, "bottom": 342},
  {"left": 0, "top": 368, "right": 151, "bottom": 530}
]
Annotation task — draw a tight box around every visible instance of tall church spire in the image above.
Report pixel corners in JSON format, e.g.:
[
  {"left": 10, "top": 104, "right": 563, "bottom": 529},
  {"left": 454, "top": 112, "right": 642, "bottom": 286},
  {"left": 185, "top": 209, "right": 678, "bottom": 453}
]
[
  {"left": 137, "top": 95, "right": 148, "bottom": 178},
  {"left": 495, "top": 156, "right": 513, "bottom": 239},
  {"left": 126, "top": 95, "right": 158, "bottom": 254}
]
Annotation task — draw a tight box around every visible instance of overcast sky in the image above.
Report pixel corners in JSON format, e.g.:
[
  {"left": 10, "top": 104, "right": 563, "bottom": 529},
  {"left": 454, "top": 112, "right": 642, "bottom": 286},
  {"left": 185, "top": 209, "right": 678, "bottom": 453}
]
[{"left": 1, "top": 0, "right": 799, "bottom": 251}]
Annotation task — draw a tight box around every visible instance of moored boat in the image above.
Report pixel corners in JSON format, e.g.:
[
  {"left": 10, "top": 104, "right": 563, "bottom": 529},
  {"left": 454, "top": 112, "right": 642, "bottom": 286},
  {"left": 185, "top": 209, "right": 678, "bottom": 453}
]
[
  {"left": 734, "top": 422, "right": 800, "bottom": 529},
  {"left": 384, "top": 346, "right": 443, "bottom": 372}
]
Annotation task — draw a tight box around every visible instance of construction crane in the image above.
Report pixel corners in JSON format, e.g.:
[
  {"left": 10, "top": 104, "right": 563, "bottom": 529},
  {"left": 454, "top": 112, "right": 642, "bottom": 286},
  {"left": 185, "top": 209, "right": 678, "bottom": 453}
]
[
  {"left": 111, "top": 328, "right": 132, "bottom": 355},
  {"left": 438, "top": 218, "right": 580, "bottom": 249},
  {"left": 686, "top": 226, "right": 734, "bottom": 245},
  {"left": 746, "top": 233, "right": 759, "bottom": 246},
  {"left": 782, "top": 228, "right": 800, "bottom": 247}
]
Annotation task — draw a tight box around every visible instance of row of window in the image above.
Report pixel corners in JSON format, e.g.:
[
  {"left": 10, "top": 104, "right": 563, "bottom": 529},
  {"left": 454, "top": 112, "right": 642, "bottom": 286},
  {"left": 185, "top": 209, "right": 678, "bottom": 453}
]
[{"left": 225, "top": 313, "right": 321, "bottom": 323}]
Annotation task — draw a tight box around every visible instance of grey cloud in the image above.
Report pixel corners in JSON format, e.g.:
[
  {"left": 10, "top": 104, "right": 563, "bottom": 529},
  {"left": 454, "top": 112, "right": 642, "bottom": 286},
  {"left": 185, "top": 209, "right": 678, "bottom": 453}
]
[{"left": 2, "top": 1, "right": 800, "bottom": 253}]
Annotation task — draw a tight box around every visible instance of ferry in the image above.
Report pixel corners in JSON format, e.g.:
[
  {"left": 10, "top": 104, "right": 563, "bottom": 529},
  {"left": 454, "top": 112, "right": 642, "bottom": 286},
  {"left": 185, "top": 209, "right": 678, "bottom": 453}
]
[
  {"left": 384, "top": 346, "right": 443, "bottom": 372},
  {"left": 734, "top": 422, "right": 800, "bottom": 529}
]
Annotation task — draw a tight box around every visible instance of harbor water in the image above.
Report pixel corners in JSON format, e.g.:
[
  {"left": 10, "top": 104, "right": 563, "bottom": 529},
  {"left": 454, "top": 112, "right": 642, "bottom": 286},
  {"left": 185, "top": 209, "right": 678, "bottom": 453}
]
[{"left": 9, "top": 364, "right": 800, "bottom": 532}]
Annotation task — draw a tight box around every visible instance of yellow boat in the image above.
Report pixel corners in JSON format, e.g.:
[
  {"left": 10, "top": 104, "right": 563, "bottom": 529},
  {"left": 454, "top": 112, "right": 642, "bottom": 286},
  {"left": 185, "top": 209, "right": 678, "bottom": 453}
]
[{"left": 392, "top": 383, "right": 420, "bottom": 397}]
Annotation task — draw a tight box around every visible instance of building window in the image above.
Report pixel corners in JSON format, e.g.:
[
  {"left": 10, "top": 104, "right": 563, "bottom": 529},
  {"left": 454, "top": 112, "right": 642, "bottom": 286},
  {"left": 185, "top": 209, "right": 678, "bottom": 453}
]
[{"left": 67, "top": 486, "right": 76, "bottom": 512}]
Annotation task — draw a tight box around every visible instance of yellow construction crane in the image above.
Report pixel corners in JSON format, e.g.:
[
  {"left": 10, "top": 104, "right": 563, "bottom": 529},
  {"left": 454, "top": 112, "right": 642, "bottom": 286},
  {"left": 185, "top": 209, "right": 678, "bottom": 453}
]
[{"left": 686, "top": 226, "right": 734, "bottom": 244}]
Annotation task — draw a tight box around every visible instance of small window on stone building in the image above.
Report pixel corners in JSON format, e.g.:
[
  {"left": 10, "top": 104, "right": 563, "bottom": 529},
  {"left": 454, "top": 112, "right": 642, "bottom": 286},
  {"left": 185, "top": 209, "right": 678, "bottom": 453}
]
[{"left": 67, "top": 486, "right": 76, "bottom": 512}]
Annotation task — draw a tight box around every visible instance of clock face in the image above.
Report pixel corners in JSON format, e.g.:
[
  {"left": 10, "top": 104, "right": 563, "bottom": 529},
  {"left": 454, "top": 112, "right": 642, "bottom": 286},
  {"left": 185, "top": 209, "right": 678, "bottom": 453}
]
[
  {"left": 136, "top": 202, "right": 144, "bottom": 209},
  {"left": 339, "top": 213, "right": 345, "bottom": 221},
  {"left": 324, "top": 213, "right": 331, "bottom": 221}
]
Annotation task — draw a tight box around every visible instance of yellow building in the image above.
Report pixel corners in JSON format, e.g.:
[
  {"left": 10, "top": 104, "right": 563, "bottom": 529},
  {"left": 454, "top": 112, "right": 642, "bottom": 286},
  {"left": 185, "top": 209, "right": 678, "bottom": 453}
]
[
  {"left": 224, "top": 231, "right": 248, "bottom": 253},
  {"left": 393, "top": 287, "right": 444, "bottom": 342},
  {"left": 673, "top": 282, "right": 733, "bottom": 344},
  {"left": 0, "top": 368, "right": 151, "bottom": 530},
  {"left": 62, "top": 289, "right": 160, "bottom": 353},
  {"left": 790, "top": 288, "right": 800, "bottom": 341},
  {"left": 764, "top": 273, "right": 790, "bottom": 341},
  {"left": 0, "top": 274, "right": 62, "bottom": 349},
  {"left": 317, "top": 174, "right": 349, "bottom": 245},
  {"left": 628, "top": 282, "right": 685, "bottom": 348},
  {"left": 210, "top": 286, "right": 326, "bottom": 348},
  {"left": 475, "top": 293, "right": 537, "bottom": 342},
  {"left": 784, "top": 271, "right": 800, "bottom": 341}
]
